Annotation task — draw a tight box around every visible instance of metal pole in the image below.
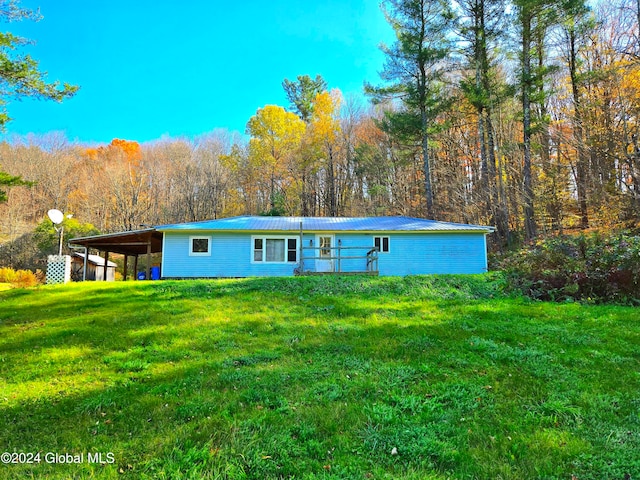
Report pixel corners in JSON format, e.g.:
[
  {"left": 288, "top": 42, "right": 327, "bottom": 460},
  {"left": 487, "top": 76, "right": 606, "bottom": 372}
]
[{"left": 58, "top": 226, "right": 64, "bottom": 256}]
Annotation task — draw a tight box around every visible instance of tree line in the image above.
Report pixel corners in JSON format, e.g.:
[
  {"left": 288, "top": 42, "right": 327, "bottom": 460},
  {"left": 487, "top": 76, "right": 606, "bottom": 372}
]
[{"left": 0, "top": 0, "right": 639, "bottom": 270}]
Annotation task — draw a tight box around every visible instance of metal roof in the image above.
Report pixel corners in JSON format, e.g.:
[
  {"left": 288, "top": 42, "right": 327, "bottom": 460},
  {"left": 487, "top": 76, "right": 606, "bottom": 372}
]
[
  {"left": 69, "top": 228, "right": 163, "bottom": 256},
  {"left": 156, "top": 216, "right": 493, "bottom": 233},
  {"left": 72, "top": 252, "right": 117, "bottom": 267}
]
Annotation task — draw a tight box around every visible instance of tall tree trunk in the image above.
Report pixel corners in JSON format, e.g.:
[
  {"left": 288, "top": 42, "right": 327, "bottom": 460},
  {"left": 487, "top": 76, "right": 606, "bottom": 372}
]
[
  {"left": 569, "top": 28, "right": 589, "bottom": 228},
  {"left": 536, "top": 38, "right": 560, "bottom": 233},
  {"left": 421, "top": 106, "right": 434, "bottom": 217},
  {"left": 418, "top": 2, "right": 434, "bottom": 218},
  {"left": 301, "top": 169, "right": 309, "bottom": 216},
  {"left": 486, "top": 109, "right": 510, "bottom": 242},
  {"left": 474, "top": 0, "right": 490, "bottom": 219},
  {"left": 327, "top": 145, "right": 337, "bottom": 216},
  {"left": 522, "top": 14, "right": 537, "bottom": 240}
]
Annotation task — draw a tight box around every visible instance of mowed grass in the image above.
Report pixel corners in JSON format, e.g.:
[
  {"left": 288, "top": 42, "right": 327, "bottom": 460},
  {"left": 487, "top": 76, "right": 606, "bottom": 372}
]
[{"left": 0, "top": 275, "right": 639, "bottom": 479}]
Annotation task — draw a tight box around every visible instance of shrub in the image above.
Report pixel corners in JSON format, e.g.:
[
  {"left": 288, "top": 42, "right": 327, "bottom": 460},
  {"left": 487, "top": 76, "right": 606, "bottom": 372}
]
[
  {"left": 0, "top": 267, "right": 40, "bottom": 288},
  {"left": 496, "top": 231, "right": 640, "bottom": 305}
]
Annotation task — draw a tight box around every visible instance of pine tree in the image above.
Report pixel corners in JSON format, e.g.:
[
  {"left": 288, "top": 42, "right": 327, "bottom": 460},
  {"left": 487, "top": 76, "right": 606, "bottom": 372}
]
[{"left": 367, "top": 0, "right": 454, "bottom": 217}]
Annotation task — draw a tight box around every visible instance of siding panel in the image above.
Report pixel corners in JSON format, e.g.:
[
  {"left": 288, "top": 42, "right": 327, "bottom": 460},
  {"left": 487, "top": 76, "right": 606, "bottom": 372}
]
[
  {"left": 162, "top": 232, "right": 299, "bottom": 278},
  {"left": 161, "top": 231, "right": 488, "bottom": 278}
]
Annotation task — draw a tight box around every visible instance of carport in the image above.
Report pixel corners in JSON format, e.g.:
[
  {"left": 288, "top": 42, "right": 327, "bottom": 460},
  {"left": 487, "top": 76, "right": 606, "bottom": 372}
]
[{"left": 69, "top": 228, "right": 163, "bottom": 281}]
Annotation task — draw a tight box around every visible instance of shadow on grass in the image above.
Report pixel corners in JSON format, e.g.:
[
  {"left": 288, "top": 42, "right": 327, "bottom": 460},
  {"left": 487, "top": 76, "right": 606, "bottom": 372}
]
[{"left": 0, "top": 276, "right": 639, "bottom": 479}]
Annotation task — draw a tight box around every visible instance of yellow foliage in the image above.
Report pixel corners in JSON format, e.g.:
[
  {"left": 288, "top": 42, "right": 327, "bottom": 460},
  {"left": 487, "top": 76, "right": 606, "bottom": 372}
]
[
  {"left": 0, "top": 267, "right": 39, "bottom": 288},
  {"left": 308, "top": 90, "right": 342, "bottom": 146},
  {"left": 246, "top": 105, "right": 305, "bottom": 169}
]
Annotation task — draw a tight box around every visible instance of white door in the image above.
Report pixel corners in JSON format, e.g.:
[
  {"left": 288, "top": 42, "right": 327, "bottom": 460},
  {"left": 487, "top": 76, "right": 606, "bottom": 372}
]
[{"left": 316, "top": 235, "right": 334, "bottom": 272}]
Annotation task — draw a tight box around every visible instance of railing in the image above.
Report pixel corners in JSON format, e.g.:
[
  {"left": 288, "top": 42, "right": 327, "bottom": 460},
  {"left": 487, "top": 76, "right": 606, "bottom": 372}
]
[
  {"left": 297, "top": 245, "right": 379, "bottom": 274},
  {"left": 366, "top": 247, "right": 379, "bottom": 273}
]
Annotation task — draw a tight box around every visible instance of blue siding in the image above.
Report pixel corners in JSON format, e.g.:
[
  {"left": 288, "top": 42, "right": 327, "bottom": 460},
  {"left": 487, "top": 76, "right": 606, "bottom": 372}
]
[
  {"left": 162, "top": 231, "right": 488, "bottom": 277},
  {"left": 162, "top": 232, "right": 300, "bottom": 278},
  {"left": 374, "top": 233, "right": 487, "bottom": 275},
  {"left": 329, "top": 233, "right": 487, "bottom": 275}
]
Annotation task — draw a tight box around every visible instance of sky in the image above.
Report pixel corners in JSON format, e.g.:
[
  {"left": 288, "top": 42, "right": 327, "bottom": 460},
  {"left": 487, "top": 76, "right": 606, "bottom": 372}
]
[{"left": 1, "top": 0, "right": 395, "bottom": 145}]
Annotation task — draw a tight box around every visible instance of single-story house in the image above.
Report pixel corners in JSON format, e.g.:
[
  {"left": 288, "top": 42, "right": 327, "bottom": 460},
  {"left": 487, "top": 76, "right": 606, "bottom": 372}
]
[
  {"left": 69, "top": 216, "right": 494, "bottom": 279},
  {"left": 156, "top": 216, "right": 493, "bottom": 277},
  {"left": 71, "top": 252, "right": 117, "bottom": 281}
]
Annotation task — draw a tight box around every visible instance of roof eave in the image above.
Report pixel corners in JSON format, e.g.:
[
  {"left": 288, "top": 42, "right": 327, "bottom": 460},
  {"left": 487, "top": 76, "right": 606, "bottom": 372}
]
[
  {"left": 70, "top": 228, "right": 157, "bottom": 244},
  {"left": 158, "top": 227, "right": 494, "bottom": 234}
]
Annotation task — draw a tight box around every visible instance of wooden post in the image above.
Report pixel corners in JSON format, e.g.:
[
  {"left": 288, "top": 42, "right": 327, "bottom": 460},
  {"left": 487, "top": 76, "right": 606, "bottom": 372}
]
[
  {"left": 134, "top": 255, "right": 139, "bottom": 281},
  {"left": 82, "top": 248, "right": 88, "bottom": 281},
  {"left": 103, "top": 251, "right": 109, "bottom": 281},
  {"left": 299, "top": 221, "right": 304, "bottom": 272},
  {"left": 145, "top": 241, "right": 151, "bottom": 280},
  {"left": 123, "top": 254, "right": 128, "bottom": 281}
]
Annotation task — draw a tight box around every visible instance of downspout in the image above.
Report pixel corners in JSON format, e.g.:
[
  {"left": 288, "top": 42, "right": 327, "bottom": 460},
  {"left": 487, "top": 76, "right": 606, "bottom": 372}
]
[{"left": 68, "top": 243, "right": 88, "bottom": 281}]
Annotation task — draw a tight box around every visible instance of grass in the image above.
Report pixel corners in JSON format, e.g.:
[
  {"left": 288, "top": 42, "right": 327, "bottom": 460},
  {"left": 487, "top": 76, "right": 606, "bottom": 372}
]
[{"left": 0, "top": 274, "right": 639, "bottom": 479}]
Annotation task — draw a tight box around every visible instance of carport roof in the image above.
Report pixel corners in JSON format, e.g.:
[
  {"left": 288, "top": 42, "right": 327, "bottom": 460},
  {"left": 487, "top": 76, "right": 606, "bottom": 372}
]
[{"left": 69, "top": 228, "right": 163, "bottom": 256}]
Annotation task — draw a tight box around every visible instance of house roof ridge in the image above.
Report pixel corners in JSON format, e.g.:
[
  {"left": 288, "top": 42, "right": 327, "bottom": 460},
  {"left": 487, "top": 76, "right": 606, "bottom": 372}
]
[{"left": 155, "top": 215, "right": 493, "bottom": 232}]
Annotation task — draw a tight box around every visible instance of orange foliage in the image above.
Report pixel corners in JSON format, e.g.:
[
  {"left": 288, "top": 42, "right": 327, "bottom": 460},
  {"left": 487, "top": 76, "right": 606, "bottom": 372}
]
[
  {"left": 83, "top": 139, "right": 142, "bottom": 165},
  {"left": 110, "top": 138, "right": 142, "bottom": 164}
]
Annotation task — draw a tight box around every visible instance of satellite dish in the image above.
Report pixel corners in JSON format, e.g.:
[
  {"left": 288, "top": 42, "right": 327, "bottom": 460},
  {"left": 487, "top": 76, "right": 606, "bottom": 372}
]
[{"left": 47, "top": 209, "right": 64, "bottom": 225}]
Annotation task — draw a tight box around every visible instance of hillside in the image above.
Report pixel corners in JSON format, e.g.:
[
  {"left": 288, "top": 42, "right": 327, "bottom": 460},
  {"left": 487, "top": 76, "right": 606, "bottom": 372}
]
[{"left": 0, "top": 275, "right": 639, "bottom": 479}]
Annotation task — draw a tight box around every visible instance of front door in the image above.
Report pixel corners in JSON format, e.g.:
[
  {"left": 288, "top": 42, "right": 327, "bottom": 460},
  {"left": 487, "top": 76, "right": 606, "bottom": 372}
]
[{"left": 316, "top": 235, "right": 334, "bottom": 273}]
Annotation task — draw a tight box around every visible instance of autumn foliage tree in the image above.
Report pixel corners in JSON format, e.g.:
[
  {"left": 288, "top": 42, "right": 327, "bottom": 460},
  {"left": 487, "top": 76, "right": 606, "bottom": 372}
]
[
  {"left": 246, "top": 105, "right": 306, "bottom": 215},
  {"left": 307, "top": 90, "right": 343, "bottom": 216},
  {"left": 85, "top": 139, "right": 150, "bottom": 231}
]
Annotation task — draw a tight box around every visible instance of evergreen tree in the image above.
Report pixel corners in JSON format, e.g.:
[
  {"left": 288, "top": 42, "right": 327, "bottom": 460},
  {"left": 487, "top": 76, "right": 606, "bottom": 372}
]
[
  {"left": 457, "top": 0, "right": 510, "bottom": 241},
  {"left": 0, "top": 1, "right": 78, "bottom": 202},
  {"left": 367, "top": 0, "right": 454, "bottom": 217},
  {"left": 282, "top": 75, "right": 327, "bottom": 123},
  {"left": 0, "top": 1, "right": 78, "bottom": 127}
]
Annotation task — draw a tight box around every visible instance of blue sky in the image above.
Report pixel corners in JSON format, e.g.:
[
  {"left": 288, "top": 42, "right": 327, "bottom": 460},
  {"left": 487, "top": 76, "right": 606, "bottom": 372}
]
[{"left": 2, "top": 1, "right": 394, "bottom": 144}]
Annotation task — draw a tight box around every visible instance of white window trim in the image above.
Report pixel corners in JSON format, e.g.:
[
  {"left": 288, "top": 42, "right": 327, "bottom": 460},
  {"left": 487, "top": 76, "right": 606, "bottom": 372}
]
[
  {"left": 251, "top": 235, "right": 298, "bottom": 264},
  {"left": 374, "top": 235, "right": 391, "bottom": 254},
  {"left": 189, "top": 236, "right": 211, "bottom": 256}
]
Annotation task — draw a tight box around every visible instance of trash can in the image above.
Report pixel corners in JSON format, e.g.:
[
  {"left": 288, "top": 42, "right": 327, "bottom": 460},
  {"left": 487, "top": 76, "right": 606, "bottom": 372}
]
[
  {"left": 137, "top": 271, "right": 146, "bottom": 280},
  {"left": 151, "top": 266, "right": 161, "bottom": 280}
]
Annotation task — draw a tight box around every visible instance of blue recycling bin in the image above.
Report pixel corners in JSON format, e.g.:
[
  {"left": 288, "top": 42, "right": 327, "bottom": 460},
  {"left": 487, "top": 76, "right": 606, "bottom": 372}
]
[
  {"left": 151, "top": 266, "right": 161, "bottom": 280},
  {"left": 137, "top": 271, "right": 146, "bottom": 280}
]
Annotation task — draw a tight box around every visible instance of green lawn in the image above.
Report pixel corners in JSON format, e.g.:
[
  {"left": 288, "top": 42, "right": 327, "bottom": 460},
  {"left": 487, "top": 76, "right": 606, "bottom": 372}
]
[{"left": 0, "top": 275, "right": 639, "bottom": 479}]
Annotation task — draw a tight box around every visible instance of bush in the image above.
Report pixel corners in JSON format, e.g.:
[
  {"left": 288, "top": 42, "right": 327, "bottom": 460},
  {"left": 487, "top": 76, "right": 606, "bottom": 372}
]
[
  {"left": 0, "top": 267, "right": 40, "bottom": 288},
  {"left": 496, "top": 231, "right": 640, "bottom": 304}
]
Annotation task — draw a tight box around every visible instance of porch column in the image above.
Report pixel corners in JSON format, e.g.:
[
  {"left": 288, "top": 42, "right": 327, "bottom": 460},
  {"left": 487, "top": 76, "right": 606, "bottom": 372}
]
[
  {"left": 103, "top": 251, "right": 109, "bottom": 281},
  {"left": 134, "top": 255, "right": 139, "bottom": 281},
  {"left": 123, "top": 254, "right": 128, "bottom": 281},
  {"left": 145, "top": 241, "right": 151, "bottom": 280}
]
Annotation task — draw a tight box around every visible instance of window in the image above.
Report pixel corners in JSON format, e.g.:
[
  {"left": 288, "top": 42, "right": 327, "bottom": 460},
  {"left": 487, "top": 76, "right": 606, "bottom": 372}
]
[
  {"left": 319, "top": 236, "right": 332, "bottom": 258},
  {"left": 287, "top": 239, "right": 297, "bottom": 262},
  {"left": 253, "top": 238, "right": 263, "bottom": 262},
  {"left": 266, "top": 239, "right": 285, "bottom": 262},
  {"left": 252, "top": 236, "right": 298, "bottom": 263},
  {"left": 189, "top": 236, "right": 211, "bottom": 256},
  {"left": 374, "top": 236, "right": 390, "bottom": 253}
]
